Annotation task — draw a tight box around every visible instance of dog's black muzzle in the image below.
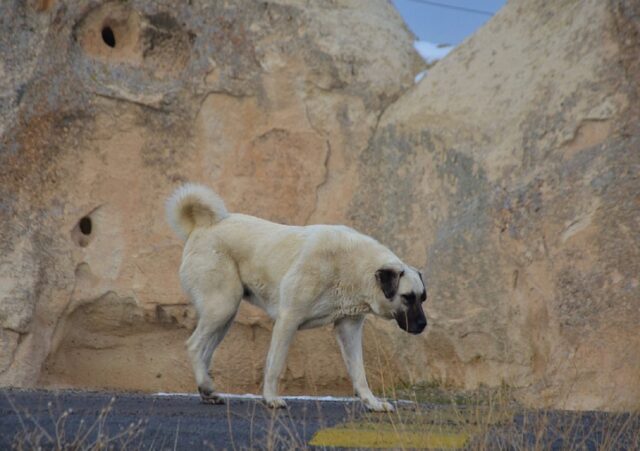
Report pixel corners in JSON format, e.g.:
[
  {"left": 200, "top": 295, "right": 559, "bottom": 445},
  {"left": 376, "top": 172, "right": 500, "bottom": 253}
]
[{"left": 395, "top": 303, "right": 427, "bottom": 335}]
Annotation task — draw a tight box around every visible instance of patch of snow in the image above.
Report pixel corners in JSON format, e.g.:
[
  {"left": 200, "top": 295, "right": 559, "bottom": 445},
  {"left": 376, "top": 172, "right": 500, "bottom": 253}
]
[
  {"left": 414, "top": 70, "right": 428, "bottom": 83},
  {"left": 414, "top": 41, "right": 454, "bottom": 65}
]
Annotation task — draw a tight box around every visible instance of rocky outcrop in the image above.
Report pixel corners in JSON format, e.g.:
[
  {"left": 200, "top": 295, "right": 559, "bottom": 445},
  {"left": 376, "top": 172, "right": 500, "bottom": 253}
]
[
  {"left": 1, "top": 0, "right": 638, "bottom": 411},
  {"left": 0, "top": 0, "right": 422, "bottom": 395},
  {"left": 348, "top": 0, "right": 640, "bottom": 410}
]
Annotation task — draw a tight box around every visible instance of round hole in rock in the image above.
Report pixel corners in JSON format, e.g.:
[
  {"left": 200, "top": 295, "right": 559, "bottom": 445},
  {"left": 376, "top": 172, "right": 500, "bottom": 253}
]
[
  {"left": 101, "top": 26, "right": 116, "bottom": 48},
  {"left": 79, "top": 217, "right": 92, "bottom": 236}
]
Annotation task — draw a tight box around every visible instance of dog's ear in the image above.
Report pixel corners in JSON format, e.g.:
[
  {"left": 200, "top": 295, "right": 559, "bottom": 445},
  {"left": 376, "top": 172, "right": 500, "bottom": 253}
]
[{"left": 375, "top": 267, "right": 403, "bottom": 299}]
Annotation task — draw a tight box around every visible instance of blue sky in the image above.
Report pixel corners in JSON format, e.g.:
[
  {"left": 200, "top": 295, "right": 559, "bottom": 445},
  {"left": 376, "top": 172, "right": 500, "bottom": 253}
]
[{"left": 392, "top": 0, "right": 506, "bottom": 45}]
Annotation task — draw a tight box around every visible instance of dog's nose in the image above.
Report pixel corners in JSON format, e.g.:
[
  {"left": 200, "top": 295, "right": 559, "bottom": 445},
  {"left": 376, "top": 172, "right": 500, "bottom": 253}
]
[{"left": 415, "top": 317, "right": 427, "bottom": 333}]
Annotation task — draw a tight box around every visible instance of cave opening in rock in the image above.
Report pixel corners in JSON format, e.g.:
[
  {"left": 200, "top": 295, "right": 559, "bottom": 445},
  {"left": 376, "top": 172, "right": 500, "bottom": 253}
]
[
  {"left": 101, "top": 26, "right": 116, "bottom": 48},
  {"left": 79, "top": 217, "right": 92, "bottom": 235}
]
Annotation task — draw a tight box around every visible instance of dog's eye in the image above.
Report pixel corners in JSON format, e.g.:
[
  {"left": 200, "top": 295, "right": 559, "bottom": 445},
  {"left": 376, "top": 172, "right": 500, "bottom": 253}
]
[{"left": 401, "top": 293, "right": 416, "bottom": 304}]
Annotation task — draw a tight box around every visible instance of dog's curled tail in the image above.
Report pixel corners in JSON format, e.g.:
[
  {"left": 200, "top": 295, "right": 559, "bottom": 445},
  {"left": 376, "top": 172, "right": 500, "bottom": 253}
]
[{"left": 166, "top": 183, "right": 229, "bottom": 241}]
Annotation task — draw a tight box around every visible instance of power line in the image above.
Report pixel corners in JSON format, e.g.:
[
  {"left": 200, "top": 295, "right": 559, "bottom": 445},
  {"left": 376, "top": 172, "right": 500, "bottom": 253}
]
[{"left": 405, "top": 0, "right": 494, "bottom": 16}]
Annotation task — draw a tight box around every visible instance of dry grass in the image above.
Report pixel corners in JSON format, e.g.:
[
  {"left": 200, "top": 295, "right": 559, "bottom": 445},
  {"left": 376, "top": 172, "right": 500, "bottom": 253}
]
[
  {"left": 7, "top": 396, "right": 147, "bottom": 451},
  {"left": 336, "top": 380, "right": 640, "bottom": 451},
  {"left": 4, "top": 387, "right": 639, "bottom": 450}
]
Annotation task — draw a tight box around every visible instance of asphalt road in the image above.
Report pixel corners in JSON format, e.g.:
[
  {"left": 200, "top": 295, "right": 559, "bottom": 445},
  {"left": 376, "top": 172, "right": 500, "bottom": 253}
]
[
  {"left": 0, "top": 390, "right": 366, "bottom": 450},
  {"left": 1, "top": 389, "right": 639, "bottom": 450}
]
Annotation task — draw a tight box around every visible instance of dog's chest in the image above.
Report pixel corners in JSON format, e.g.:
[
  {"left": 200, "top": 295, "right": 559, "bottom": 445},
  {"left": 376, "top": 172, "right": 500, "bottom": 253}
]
[
  {"left": 298, "top": 303, "right": 342, "bottom": 329},
  {"left": 298, "top": 294, "right": 370, "bottom": 330}
]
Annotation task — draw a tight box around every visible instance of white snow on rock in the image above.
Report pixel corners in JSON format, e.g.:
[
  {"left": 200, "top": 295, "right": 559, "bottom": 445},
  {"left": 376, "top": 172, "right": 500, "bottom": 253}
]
[
  {"left": 414, "top": 41, "right": 454, "bottom": 64},
  {"left": 414, "top": 70, "right": 428, "bottom": 83}
]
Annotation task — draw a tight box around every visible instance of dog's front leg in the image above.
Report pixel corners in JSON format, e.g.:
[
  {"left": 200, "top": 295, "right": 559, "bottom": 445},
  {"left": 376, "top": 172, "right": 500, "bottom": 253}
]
[
  {"left": 263, "top": 314, "right": 299, "bottom": 409},
  {"left": 334, "top": 316, "right": 395, "bottom": 412}
]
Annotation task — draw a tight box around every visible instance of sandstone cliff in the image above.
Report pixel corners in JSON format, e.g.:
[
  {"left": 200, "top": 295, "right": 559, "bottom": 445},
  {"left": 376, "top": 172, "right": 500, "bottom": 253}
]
[{"left": 1, "top": 0, "right": 638, "bottom": 411}]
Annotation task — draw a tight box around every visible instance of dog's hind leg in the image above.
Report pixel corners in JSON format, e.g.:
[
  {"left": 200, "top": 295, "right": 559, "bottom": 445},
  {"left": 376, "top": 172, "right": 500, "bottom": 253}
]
[
  {"left": 187, "top": 300, "right": 239, "bottom": 404},
  {"left": 184, "top": 253, "right": 243, "bottom": 405},
  {"left": 334, "top": 315, "right": 394, "bottom": 412}
]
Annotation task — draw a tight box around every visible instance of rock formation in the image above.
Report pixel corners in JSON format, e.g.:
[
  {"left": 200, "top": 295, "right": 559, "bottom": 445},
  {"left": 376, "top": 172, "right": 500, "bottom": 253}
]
[
  {"left": 1, "top": 0, "right": 638, "bottom": 411},
  {"left": 348, "top": 0, "right": 640, "bottom": 410},
  {"left": 0, "top": 0, "right": 422, "bottom": 396}
]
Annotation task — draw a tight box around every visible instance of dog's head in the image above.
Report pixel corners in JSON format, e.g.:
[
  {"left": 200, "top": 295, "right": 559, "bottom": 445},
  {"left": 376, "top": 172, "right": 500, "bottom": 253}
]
[{"left": 373, "top": 263, "right": 427, "bottom": 335}]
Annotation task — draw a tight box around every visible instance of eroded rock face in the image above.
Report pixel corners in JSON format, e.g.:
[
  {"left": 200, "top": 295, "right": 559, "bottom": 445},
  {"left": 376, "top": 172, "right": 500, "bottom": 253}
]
[
  {"left": 0, "top": 0, "right": 421, "bottom": 395},
  {"left": 1, "top": 0, "right": 638, "bottom": 411},
  {"left": 348, "top": 0, "right": 640, "bottom": 410}
]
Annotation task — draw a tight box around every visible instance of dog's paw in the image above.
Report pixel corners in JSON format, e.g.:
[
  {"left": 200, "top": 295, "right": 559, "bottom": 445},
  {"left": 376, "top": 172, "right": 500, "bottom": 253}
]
[
  {"left": 201, "top": 394, "right": 225, "bottom": 405},
  {"left": 364, "top": 399, "right": 395, "bottom": 412},
  {"left": 198, "top": 387, "right": 225, "bottom": 405},
  {"left": 265, "top": 397, "right": 288, "bottom": 409}
]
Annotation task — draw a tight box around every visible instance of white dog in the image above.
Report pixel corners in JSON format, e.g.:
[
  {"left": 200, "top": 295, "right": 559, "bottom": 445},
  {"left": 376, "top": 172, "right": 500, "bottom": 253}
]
[{"left": 166, "top": 183, "right": 427, "bottom": 412}]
